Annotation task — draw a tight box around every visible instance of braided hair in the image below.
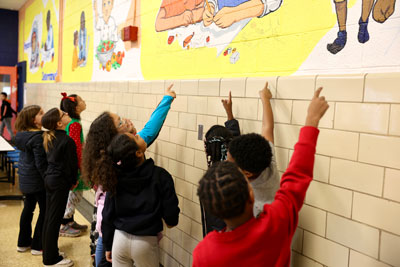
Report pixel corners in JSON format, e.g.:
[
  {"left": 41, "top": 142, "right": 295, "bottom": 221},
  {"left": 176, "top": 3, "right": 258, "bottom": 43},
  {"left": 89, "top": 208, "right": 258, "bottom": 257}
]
[
  {"left": 204, "top": 125, "right": 233, "bottom": 167},
  {"left": 198, "top": 161, "right": 250, "bottom": 219}
]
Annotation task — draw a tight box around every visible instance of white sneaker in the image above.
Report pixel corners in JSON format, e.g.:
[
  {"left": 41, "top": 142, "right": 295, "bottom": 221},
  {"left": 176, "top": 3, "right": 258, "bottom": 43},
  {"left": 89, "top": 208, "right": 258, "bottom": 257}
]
[
  {"left": 31, "top": 249, "right": 43, "bottom": 255},
  {"left": 44, "top": 258, "right": 74, "bottom": 267},
  {"left": 17, "top": 246, "right": 30, "bottom": 252}
]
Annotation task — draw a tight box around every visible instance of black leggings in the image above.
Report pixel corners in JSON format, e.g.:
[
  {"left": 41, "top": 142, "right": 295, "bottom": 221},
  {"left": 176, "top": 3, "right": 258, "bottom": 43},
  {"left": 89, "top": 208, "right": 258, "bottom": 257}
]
[
  {"left": 42, "top": 188, "right": 69, "bottom": 265},
  {"left": 18, "top": 191, "right": 46, "bottom": 250}
]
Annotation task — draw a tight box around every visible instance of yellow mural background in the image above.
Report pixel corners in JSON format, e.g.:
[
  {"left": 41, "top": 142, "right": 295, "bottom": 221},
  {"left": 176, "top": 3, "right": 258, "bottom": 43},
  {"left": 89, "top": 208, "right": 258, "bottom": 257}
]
[
  {"left": 62, "top": 0, "right": 94, "bottom": 81},
  {"left": 23, "top": 0, "right": 60, "bottom": 82},
  {"left": 141, "top": 0, "right": 357, "bottom": 79}
]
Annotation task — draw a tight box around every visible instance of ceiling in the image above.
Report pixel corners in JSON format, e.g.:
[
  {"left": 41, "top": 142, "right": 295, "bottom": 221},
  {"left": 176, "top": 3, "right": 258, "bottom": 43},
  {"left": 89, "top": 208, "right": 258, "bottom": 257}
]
[{"left": 0, "top": 0, "right": 28, "bottom": 11}]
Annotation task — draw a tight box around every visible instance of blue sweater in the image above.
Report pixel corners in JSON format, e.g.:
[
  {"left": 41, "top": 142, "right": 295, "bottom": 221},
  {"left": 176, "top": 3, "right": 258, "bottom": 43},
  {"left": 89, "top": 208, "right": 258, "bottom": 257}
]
[{"left": 137, "top": 95, "right": 173, "bottom": 146}]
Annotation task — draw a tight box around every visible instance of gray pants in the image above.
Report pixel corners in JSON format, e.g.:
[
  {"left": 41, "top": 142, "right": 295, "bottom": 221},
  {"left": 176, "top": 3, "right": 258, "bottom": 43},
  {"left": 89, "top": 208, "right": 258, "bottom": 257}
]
[
  {"left": 0, "top": 117, "right": 14, "bottom": 140},
  {"left": 112, "top": 229, "right": 159, "bottom": 267}
]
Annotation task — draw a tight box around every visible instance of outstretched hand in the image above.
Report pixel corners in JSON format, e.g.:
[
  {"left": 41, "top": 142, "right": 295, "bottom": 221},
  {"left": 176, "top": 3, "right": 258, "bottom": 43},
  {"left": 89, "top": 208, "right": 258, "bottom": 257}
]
[
  {"left": 305, "top": 87, "right": 329, "bottom": 127},
  {"left": 221, "top": 91, "right": 234, "bottom": 120},
  {"left": 259, "top": 82, "right": 272, "bottom": 101},
  {"left": 165, "top": 84, "right": 176, "bottom": 99}
]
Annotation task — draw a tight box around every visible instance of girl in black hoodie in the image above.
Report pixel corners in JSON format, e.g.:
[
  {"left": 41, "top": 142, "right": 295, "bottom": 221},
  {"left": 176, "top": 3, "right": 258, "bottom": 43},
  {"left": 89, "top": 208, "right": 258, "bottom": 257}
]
[
  {"left": 100, "top": 133, "right": 180, "bottom": 267},
  {"left": 15, "top": 105, "right": 47, "bottom": 255},
  {"left": 41, "top": 108, "right": 78, "bottom": 267}
]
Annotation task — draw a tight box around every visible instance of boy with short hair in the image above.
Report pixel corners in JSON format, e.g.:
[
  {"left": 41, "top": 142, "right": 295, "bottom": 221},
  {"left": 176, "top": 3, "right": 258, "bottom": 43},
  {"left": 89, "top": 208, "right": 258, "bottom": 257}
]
[
  {"left": 227, "top": 82, "right": 279, "bottom": 216},
  {"left": 194, "top": 88, "right": 329, "bottom": 266},
  {"left": 0, "top": 92, "right": 17, "bottom": 140}
]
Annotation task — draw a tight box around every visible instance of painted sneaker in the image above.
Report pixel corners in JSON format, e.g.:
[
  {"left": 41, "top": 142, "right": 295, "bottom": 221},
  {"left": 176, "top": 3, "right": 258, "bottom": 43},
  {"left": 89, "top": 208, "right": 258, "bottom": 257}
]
[
  {"left": 31, "top": 249, "right": 43, "bottom": 255},
  {"left": 59, "top": 224, "right": 81, "bottom": 237},
  {"left": 17, "top": 246, "right": 30, "bottom": 252},
  {"left": 68, "top": 221, "right": 88, "bottom": 232},
  {"left": 358, "top": 17, "right": 370, "bottom": 43},
  {"left": 44, "top": 258, "right": 74, "bottom": 267},
  {"left": 327, "top": 30, "right": 347, "bottom": 54}
]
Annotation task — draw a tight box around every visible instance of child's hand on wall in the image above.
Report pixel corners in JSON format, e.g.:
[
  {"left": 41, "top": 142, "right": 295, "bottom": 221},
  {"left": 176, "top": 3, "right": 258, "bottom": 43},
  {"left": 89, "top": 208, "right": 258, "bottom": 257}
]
[
  {"left": 203, "top": 3, "right": 215, "bottom": 27},
  {"left": 165, "top": 84, "right": 176, "bottom": 99},
  {"left": 259, "top": 82, "right": 272, "bottom": 101},
  {"left": 305, "top": 87, "right": 329, "bottom": 128}
]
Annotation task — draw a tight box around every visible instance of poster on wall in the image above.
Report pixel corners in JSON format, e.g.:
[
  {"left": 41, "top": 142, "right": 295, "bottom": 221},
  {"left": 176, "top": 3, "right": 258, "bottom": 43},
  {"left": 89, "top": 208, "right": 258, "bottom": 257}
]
[
  {"left": 140, "top": 0, "right": 400, "bottom": 79},
  {"left": 91, "top": 0, "right": 142, "bottom": 80},
  {"left": 62, "top": 0, "right": 94, "bottom": 82},
  {"left": 23, "top": 0, "right": 60, "bottom": 82}
]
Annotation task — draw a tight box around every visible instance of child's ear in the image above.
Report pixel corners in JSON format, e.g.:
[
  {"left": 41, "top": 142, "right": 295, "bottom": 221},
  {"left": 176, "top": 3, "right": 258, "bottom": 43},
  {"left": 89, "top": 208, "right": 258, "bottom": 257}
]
[
  {"left": 242, "top": 170, "right": 253, "bottom": 179},
  {"left": 135, "top": 150, "right": 143, "bottom": 158},
  {"left": 248, "top": 184, "right": 255, "bottom": 205},
  {"left": 57, "top": 120, "right": 63, "bottom": 128}
]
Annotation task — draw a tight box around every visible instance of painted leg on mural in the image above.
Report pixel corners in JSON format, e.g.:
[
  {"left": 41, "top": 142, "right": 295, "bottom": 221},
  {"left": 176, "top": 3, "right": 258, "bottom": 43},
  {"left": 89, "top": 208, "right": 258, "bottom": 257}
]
[
  {"left": 327, "top": 0, "right": 348, "bottom": 54},
  {"left": 358, "top": 0, "right": 374, "bottom": 43},
  {"left": 373, "top": 0, "right": 396, "bottom": 23}
]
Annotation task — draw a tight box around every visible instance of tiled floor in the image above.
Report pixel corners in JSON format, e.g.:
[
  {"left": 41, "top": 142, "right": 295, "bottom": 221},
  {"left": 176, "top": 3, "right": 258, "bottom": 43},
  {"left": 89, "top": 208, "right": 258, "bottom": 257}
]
[{"left": 0, "top": 175, "right": 92, "bottom": 267}]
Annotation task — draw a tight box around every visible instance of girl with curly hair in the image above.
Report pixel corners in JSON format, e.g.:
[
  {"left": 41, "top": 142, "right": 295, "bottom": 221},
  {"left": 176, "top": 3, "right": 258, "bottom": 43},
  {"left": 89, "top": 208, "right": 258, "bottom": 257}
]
[{"left": 82, "top": 85, "right": 176, "bottom": 267}]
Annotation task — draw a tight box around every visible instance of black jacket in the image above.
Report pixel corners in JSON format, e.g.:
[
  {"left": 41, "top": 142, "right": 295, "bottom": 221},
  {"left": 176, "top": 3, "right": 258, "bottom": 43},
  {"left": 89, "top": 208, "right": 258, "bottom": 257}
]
[
  {"left": 15, "top": 131, "right": 47, "bottom": 194},
  {"left": 102, "top": 158, "right": 180, "bottom": 251},
  {"left": 44, "top": 130, "right": 78, "bottom": 192},
  {"left": 1, "top": 100, "right": 16, "bottom": 119}
]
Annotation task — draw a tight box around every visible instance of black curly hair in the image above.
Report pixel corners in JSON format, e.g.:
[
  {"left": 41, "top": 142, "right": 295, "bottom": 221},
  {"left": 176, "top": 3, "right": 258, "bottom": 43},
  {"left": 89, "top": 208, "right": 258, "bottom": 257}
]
[
  {"left": 228, "top": 133, "right": 272, "bottom": 177},
  {"left": 204, "top": 125, "right": 233, "bottom": 167},
  {"left": 198, "top": 161, "right": 250, "bottom": 219},
  {"left": 95, "top": 133, "right": 140, "bottom": 194},
  {"left": 60, "top": 94, "right": 80, "bottom": 120},
  {"left": 81, "top": 112, "right": 118, "bottom": 188}
]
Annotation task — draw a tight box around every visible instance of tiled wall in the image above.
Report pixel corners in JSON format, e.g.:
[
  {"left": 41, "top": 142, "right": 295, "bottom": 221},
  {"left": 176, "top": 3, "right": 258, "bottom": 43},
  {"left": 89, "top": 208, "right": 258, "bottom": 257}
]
[{"left": 25, "top": 73, "right": 400, "bottom": 267}]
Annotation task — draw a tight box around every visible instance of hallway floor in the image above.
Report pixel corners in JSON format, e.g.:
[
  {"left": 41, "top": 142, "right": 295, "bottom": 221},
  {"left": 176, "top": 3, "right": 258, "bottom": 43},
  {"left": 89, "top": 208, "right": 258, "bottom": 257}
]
[{"left": 0, "top": 175, "right": 92, "bottom": 267}]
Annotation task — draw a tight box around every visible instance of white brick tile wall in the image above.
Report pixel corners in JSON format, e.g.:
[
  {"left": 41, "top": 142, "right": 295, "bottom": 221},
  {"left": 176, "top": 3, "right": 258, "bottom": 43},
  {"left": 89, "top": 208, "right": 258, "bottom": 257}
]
[
  {"left": 353, "top": 192, "right": 400, "bottom": 235},
  {"left": 303, "top": 231, "right": 349, "bottom": 267},
  {"left": 326, "top": 213, "right": 379, "bottom": 257},
  {"left": 305, "top": 181, "right": 353, "bottom": 217},
  {"left": 27, "top": 74, "right": 400, "bottom": 267}
]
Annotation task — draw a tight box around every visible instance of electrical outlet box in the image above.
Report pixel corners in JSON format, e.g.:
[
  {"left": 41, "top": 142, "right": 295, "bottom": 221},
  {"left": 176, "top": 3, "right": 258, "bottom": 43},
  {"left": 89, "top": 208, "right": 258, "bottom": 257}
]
[{"left": 198, "top": 124, "right": 204, "bottom": 140}]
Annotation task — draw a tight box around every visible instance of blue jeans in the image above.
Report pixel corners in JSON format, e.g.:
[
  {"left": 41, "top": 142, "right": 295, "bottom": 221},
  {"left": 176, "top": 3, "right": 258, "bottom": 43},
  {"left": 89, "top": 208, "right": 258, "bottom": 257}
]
[{"left": 95, "top": 236, "right": 103, "bottom": 267}]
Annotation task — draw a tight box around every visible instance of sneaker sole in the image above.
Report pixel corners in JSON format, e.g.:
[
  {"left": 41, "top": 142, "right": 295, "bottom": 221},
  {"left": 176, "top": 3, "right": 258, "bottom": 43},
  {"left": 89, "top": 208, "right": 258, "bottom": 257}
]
[{"left": 59, "top": 232, "right": 81, "bottom": 237}]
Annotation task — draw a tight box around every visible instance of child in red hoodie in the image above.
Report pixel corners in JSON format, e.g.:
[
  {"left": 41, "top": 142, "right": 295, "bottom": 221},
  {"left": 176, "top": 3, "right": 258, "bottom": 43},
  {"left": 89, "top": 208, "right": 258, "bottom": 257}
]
[{"left": 193, "top": 88, "right": 329, "bottom": 267}]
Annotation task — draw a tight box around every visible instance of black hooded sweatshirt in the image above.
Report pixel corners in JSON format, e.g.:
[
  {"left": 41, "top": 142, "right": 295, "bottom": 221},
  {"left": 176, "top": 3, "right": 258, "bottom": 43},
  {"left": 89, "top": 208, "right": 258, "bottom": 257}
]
[
  {"left": 15, "top": 131, "right": 48, "bottom": 194},
  {"left": 44, "top": 130, "right": 78, "bottom": 192},
  {"left": 102, "top": 158, "right": 180, "bottom": 251}
]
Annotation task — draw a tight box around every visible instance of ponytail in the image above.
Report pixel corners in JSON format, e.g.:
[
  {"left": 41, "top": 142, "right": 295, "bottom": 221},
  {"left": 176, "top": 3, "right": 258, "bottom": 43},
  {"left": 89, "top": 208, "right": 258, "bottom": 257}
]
[
  {"left": 42, "top": 130, "right": 56, "bottom": 152},
  {"left": 41, "top": 107, "right": 62, "bottom": 152}
]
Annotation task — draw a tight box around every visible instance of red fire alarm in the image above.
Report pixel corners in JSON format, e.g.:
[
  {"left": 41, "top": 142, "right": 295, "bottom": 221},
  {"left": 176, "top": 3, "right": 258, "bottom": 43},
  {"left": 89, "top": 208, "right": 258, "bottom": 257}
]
[{"left": 121, "top": 26, "right": 138, "bottom": 42}]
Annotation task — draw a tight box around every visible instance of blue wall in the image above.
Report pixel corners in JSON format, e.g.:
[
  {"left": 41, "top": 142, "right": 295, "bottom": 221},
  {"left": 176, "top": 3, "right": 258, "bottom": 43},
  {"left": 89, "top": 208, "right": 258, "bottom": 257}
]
[{"left": 0, "top": 9, "right": 18, "bottom": 66}]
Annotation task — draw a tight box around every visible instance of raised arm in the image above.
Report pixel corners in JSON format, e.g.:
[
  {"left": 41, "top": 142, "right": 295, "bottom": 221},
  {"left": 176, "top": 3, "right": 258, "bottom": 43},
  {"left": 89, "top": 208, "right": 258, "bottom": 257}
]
[
  {"left": 222, "top": 91, "right": 241, "bottom": 136},
  {"left": 259, "top": 82, "right": 274, "bottom": 143},
  {"left": 137, "top": 84, "right": 176, "bottom": 147},
  {"left": 268, "top": 87, "right": 329, "bottom": 234}
]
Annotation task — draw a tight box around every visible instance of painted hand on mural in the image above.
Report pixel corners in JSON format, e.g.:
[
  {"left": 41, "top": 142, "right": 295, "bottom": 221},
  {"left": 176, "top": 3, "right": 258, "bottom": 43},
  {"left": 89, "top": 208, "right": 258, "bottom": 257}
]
[
  {"left": 327, "top": 0, "right": 396, "bottom": 54},
  {"left": 214, "top": 7, "right": 238, "bottom": 28},
  {"left": 155, "top": 0, "right": 205, "bottom": 32},
  {"left": 373, "top": 0, "right": 396, "bottom": 23},
  {"left": 203, "top": 3, "right": 215, "bottom": 26}
]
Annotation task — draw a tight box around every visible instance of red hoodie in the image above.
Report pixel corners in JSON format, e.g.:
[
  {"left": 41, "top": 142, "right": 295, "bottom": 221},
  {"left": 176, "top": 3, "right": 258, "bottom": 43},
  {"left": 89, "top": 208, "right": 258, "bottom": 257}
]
[{"left": 192, "top": 126, "right": 319, "bottom": 267}]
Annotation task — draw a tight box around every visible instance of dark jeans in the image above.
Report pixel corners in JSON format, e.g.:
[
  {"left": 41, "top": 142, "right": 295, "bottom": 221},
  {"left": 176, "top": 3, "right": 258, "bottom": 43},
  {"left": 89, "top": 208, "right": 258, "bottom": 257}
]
[
  {"left": 42, "top": 188, "right": 69, "bottom": 265},
  {"left": 18, "top": 191, "right": 46, "bottom": 250}
]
